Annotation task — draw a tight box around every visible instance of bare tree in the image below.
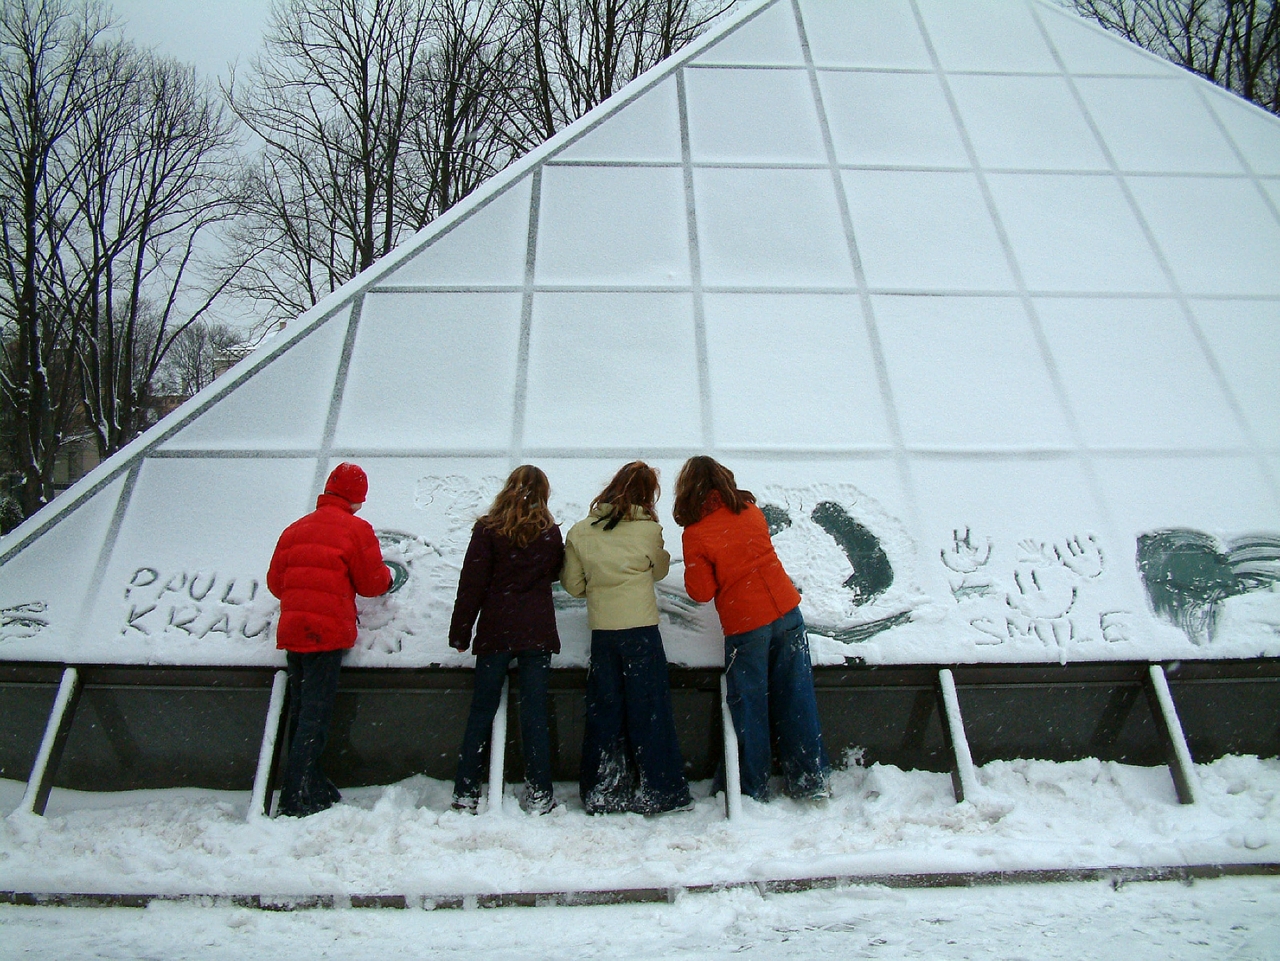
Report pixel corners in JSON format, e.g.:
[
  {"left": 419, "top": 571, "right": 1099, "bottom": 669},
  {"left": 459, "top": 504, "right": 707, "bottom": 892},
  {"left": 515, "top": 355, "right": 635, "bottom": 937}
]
[
  {"left": 157, "top": 317, "right": 242, "bottom": 397},
  {"left": 502, "top": 0, "right": 736, "bottom": 152},
  {"left": 226, "top": 0, "right": 438, "bottom": 322},
  {"left": 401, "top": 0, "right": 520, "bottom": 230},
  {"left": 1069, "top": 0, "right": 1280, "bottom": 114},
  {"left": 68, "top": 46, "right": 242, "bottom": 457},
  {"left": 0, "top": 0, "right": 106, "bottom": 516}
]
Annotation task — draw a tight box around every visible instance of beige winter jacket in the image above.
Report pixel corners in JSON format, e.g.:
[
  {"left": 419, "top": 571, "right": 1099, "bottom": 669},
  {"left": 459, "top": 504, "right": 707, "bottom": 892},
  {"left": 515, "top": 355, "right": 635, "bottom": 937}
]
[{"left": 561, "top": 504, "right": 671, "bottom": 631}]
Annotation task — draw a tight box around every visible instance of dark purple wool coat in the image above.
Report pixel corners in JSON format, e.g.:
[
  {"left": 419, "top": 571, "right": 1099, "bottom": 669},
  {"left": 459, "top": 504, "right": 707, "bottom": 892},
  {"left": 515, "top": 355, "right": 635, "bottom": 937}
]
[{"left": 448, "top": 522, "right": 565, "bottom": 655}]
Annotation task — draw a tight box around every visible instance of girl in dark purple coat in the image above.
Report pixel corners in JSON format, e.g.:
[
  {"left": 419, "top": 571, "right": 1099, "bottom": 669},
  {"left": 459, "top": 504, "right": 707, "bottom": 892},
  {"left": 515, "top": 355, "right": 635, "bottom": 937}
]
[{"left": 449, "top": 465, "right": 564, "bottom": 815}]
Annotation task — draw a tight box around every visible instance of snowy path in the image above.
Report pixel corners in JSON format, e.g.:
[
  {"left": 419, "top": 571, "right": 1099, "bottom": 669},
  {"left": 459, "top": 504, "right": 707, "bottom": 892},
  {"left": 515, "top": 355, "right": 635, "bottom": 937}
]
[{"left": 2, "top": 877, "right": 1278, "bottom": 960}]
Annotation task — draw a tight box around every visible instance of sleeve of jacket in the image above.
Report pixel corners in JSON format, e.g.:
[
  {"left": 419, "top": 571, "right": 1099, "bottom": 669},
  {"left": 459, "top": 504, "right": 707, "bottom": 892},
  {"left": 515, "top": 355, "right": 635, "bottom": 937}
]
[
  {"left": 349, "top": 519, "right": 393, "bottom": 597},
  {"left": 449, "top": 524, "right": 493, "bottom": 650},
  {"left": 682, "top": 527, "right": 718, "bottom": 604},
  {"left": 266, "top": 526, "right": 292, "bottom": 599},
  {"left": 547, "top": 525, "right": 566, "bottom": 583},
  {"left": 649, "top": 523, "right": 671, "bottom": 582},
  {"left": 560, "top": 530, "right": 587, "bottom": 597}
]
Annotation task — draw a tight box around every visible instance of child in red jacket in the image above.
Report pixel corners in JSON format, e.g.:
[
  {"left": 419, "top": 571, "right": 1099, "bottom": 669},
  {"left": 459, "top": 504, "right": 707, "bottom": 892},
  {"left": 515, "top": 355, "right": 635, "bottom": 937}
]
[
  {"left": 268, "top": 462, "right": 391, "bottom": 817},
  {"left": 674, "top": 456, "right": 830, "bottom": 803}
]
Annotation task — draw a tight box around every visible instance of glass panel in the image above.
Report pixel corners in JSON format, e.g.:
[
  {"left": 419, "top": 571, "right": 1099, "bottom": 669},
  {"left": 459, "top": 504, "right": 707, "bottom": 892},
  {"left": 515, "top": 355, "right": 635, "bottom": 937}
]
[
  {"left": 916, "top": 0, "right": 1057, "bottom": 73},
  {"left": 318, "top": 686, "right": 473, "bottom": 784},
  {"left": 958, "top": 684, "right": 1162, "bottom": 765},
  {"left": 820, "top": 71, "right": 969, "bottom": 168},
  {"left": 949, "top": 75, "right": 1108, "bottom": 171},
  {"left": 685, "top": 67, "right": 825, "bottom": 163},
  {"left": 1129, "top": 176, "right": 1280, "bottom": 296},
  {"left": 0, "top": 473, "right": 127, "bottom": 661},
  {"left": 335, "top": 455, "right": 509, "bottom": 669},
  {"left": 1194, "top": 300, "right": 1280, "bottom": 449},
  {"left": 1171, "top": 678, "right": 1280, "bottom": 761},
  {"left": 56, "top": 684, "right": 270, "bottom": 791},
  {"left": 557, "top": 78, "right": 681, "bottom": 163},
  {"left": 911, "top": 456, "right": 1135, "bottom": 660},
  {"left": 874, "top": 295, "right": 1072, "bottom": 449},
  {"left": 736, "top": 457, "right": 919, "bottom": 661},
  {"left": 987, "top": 173, "right": 1167, "bottom": 293},
  {"left": 522, "top": 293, "right": 702, "bottom": 450},
  {"left": 378, "top": 179, "right": 530, "bottom": 288},
  {"left": 799, "top": 0, "right": 932, "bottom": 69},
  {"left": 1037, "top": 4, "right": 1177, "bottom": 76},
  {"left": 694, "top": 168, "right": 854, "bottom": 287},
  {"left": 1036, "top": 298, "right": 1246, "bottom": 450},
  {"left": 333, "top": 291, "right": 522, "bottom": 451},
  {"left": 1204, "top": 90, "right": 1280, "bottom": 177},
  {"left": 535, "top": 166, "right": 690, "bottom": 285},
  {"left": 1096, "top": 455, "right": 1278, "bottom": 537},
  {"left": 0, "top": 683, "right": 57, "bottom": 786},
  {"left": 692, "top": 0, "right": 804, "bottom": 66},
  {"left": 704, "top": 293, "right": 892, "bottom": 449},
  {"left": 844, "top": 171, "right": 1014, "bottom": 292},
  {"left": 160, "top": 309, "right": 350, "bottom": 451},
  {"left": 87, "top": 457, "right": 317, "bottom": 664},
  {"left": 1076, "top": 77, "right": 1244, "bottom": 174}
]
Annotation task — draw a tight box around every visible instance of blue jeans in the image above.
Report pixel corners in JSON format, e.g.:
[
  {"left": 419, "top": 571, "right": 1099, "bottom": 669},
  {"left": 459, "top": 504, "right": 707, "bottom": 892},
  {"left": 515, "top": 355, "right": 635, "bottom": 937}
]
[
  {"left": 724, "top": 607, "right": 830, "bottom": 801},
  {"left": 279, "top": 649, "right": 345, "bottom": 817},
  {"left": 580, "top": 626, "right": 692, "bottom": 814},
  {"left": 454, "top": 651, "right": 553, "bottom": 800}
]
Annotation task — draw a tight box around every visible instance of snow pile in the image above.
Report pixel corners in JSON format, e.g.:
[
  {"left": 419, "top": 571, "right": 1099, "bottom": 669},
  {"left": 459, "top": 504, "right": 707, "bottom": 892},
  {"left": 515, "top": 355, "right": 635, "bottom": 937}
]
[{"left": 2, "top": 754, "right": 1277, "bottom": 898}]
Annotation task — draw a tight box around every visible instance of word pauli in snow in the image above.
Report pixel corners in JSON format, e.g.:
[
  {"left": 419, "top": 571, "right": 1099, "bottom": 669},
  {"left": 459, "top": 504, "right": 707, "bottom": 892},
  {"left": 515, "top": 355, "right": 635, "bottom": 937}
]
[{"left": 124, "top": 568, "right": 272, "bottom": 640}]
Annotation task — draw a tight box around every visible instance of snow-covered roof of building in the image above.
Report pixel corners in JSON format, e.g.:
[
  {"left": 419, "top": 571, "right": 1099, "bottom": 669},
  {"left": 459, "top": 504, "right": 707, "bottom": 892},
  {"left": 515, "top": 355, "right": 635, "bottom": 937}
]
[{"left": 3, "top": 0, "right": 1279, "bottom": 669}]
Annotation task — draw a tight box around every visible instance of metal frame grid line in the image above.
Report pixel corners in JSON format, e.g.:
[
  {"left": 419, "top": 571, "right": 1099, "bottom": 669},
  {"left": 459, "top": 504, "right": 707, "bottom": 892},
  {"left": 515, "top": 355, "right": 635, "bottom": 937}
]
[
  {"left": 677, "top": 69, "right": 716, "bottom": 451},
  {"left": 509, "top": 169, "right": 543, "bottom": 469},
  {"left": 911, "top": 0, "right": 1117, "bottom": 541},
  {"left": 310, "top": 295, "right": 367, "bottom": 505},
  {"left": 791, "top": 0, "right": 920, "bottom": 541}
]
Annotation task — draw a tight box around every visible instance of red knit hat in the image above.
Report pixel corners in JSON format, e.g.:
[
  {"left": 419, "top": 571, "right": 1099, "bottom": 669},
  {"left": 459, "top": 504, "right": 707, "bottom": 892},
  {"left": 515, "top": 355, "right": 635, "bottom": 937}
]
[{"left": 324, "top": 462, "right": 368, "bottom": 504}]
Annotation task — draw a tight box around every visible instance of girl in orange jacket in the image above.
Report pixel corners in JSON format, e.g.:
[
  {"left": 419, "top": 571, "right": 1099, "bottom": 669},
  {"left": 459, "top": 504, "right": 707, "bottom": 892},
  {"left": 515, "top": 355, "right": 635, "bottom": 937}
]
[{"left": 674, "top": 456, "right": 830, "bottom": 802}]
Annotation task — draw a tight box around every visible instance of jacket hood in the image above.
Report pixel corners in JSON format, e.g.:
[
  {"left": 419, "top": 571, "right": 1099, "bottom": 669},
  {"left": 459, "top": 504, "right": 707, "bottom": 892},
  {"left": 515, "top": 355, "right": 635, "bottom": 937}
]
[
  {"left": 315, "top": 492, "right": 356, "bottom": 513},
  {"left": 590, "top": 502, "right": 652, "bottom": 522},
  {"left": 700, "top": 490, "right": 726, "bottom": 520}
]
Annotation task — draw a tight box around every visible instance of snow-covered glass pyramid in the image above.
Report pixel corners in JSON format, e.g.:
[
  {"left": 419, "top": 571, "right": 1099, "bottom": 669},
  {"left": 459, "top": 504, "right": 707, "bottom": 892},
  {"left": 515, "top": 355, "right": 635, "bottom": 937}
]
[{"left": 3, "top": 0, "right": 1279, "bottom": 669}]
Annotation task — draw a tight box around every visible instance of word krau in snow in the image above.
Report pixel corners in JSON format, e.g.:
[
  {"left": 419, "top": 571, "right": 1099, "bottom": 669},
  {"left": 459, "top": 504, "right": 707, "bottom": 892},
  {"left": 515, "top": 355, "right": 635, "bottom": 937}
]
[{"left": 122, "top": 568, "right": 272, "bottom": 640}]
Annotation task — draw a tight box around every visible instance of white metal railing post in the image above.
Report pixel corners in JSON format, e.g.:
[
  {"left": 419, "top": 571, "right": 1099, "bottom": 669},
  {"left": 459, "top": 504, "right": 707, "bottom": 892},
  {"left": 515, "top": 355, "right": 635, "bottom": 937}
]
[
  {"left": 15, "top": 667, "right": 81, "bottom": 817},
  {"left": 1147, "top": 664, "right": 1198, "bottom": 804},
  {"left": 720, "top": 674, "right": 743, "bottom": 820},
  {"left": 248, "top": 669, "right": 289, "bottom": 820},
  {"left": 486, "top": 676, "right": 510, "bottom": 816},
  {"left": 938, "top": 668, "right": 979, "bottom": 803}
]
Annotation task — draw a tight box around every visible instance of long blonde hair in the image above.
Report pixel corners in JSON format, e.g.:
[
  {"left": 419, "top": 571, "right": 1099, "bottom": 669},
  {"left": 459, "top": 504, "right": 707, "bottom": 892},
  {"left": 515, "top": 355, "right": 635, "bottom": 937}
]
[
  {"left": 590, "top": 461, "right": 659, "bottom": 524},
  {"left": 479, "top": 465, "right": 555, "bottom": 548}
]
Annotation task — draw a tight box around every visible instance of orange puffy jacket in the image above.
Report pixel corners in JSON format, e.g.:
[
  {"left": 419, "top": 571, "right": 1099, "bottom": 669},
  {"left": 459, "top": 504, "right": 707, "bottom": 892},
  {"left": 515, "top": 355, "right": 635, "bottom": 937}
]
[
  {"left": 267, "top": 493, "right": 391, "bottom": 653},
  {"left": 681, "top": 493, "right": 801, "bottom": 637}
]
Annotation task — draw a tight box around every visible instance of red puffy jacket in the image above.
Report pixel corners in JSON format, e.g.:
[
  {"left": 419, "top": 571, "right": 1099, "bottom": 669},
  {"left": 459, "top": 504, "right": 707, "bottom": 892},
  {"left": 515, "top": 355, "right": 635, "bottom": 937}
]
[
  {"left": 267, "top": 493, "right": 392, "bottom": 653},
  {"left": 682, "top": 493, "right": 801, "bottom": 637}
]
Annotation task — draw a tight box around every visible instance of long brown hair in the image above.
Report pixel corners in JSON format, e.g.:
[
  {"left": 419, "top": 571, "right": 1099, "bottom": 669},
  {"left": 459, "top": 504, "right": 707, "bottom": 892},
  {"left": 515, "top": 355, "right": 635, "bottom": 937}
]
[
  {"left": 673, "top": 456, "right": 755, "bottom": 527},
  {"left": 479, "top": 465, "right": 555, "bottom": 548},
  {"left": 590, "top": 461, "right": 659, "bottom": 525}
]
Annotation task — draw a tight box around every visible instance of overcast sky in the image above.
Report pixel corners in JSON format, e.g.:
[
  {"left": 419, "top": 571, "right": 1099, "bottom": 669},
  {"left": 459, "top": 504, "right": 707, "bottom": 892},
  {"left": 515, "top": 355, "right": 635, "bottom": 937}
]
[{"left": 106, "top": 0, "right": 270, "bottom": 81}]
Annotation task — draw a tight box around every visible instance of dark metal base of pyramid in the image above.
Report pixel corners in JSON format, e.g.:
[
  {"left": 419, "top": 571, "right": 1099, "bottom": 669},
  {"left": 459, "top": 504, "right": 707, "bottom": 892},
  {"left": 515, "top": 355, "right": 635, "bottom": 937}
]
[{"left": 2, "top": 659, "right": 1278, "bottom": 801}]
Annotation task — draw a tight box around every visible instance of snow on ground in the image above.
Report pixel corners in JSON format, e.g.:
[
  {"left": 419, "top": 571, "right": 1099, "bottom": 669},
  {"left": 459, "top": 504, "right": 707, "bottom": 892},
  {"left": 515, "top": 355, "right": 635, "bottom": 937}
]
[
  {"left": 1, "top": 754, "right": 1279, "bottom": 956},
  {"left": 0, "top": 756, "right": 1276, "bottom": 884},
  {"left": 2, "top": 875, "right": 1278, "bottom": 960}
]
